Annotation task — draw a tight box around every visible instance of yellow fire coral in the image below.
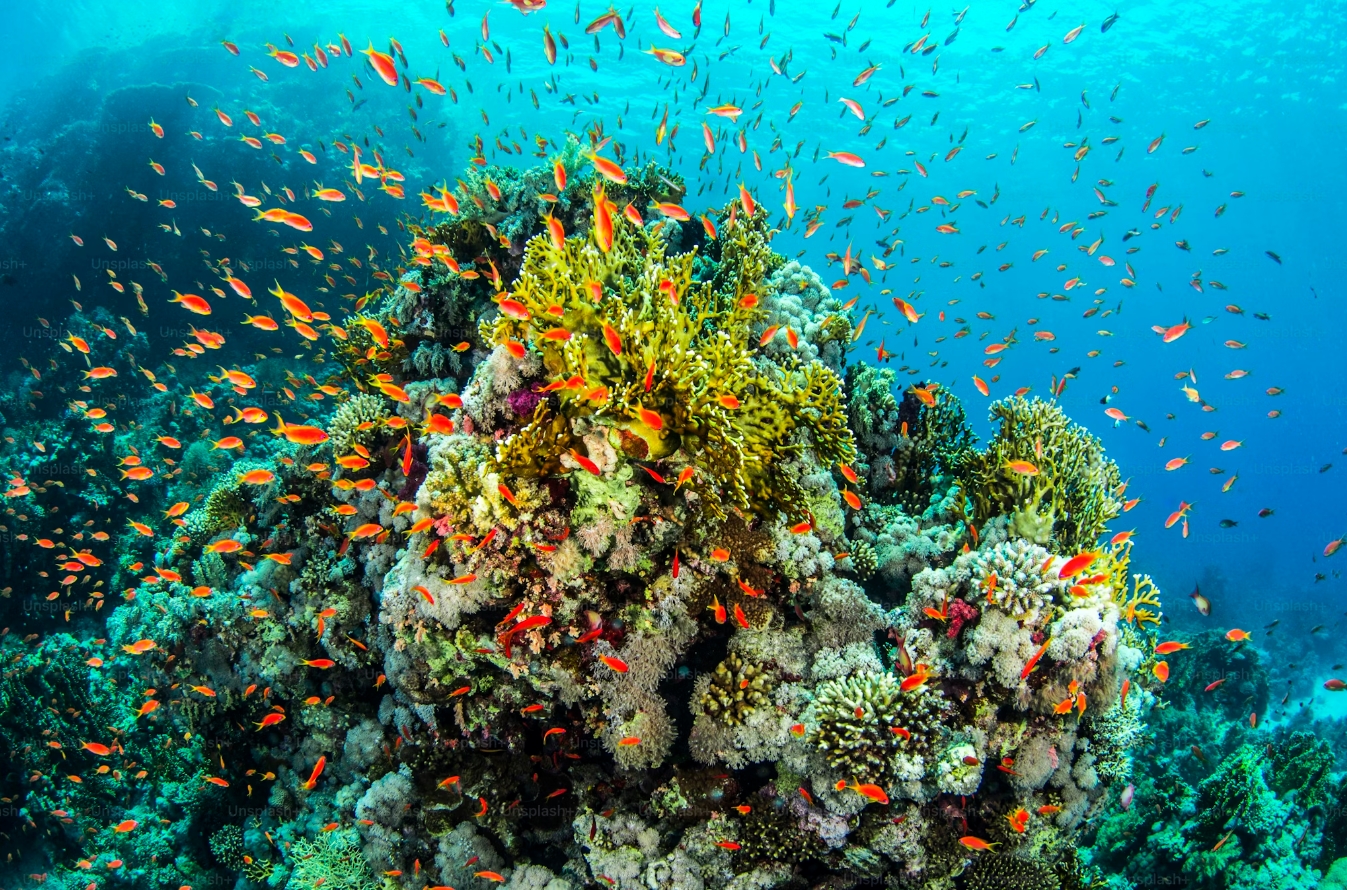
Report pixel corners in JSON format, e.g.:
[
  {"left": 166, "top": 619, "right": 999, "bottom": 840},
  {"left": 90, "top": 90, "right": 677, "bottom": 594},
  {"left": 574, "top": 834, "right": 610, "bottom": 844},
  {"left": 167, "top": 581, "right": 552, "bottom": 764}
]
[
  {"left": 1090, "top": 539, "right": 1163, "bottom": 648},
  {"left": 960, "top": 396, "right": 1123, "bottom": 551},
  {"left": 482, "top": 187, "right": 854, "bottom": 520}
]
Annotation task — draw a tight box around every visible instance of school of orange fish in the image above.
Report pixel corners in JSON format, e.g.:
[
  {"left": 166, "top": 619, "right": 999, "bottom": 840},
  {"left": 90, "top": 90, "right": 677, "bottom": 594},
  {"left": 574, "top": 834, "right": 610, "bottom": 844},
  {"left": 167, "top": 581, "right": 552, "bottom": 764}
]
[{"left": 3, "top": 0, "right": 1344, "bottom": 877}]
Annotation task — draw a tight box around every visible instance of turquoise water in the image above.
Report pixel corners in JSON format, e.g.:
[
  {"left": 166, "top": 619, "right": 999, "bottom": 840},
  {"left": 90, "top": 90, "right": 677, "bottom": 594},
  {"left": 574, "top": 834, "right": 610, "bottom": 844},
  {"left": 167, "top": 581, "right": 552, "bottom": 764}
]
[{"left": 0, "top": 1, "right": 1343, "bottom": 888}]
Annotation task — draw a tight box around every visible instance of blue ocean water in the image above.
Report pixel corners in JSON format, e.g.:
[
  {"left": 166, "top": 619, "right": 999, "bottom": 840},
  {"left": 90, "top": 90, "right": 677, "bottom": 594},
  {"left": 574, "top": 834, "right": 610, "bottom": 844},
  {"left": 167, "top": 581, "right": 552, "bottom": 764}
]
[{"left": 0, "top": 0, "right": 1344, "bottom": 888}]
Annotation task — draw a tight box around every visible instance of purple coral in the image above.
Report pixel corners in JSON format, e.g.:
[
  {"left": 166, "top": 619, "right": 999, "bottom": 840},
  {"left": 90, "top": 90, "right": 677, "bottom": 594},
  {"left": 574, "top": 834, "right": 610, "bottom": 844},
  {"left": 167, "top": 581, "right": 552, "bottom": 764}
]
[
  {"left": 947, "top": 598, "right": 979, "bottom": 639},
  {"left": 506, "top": 386, "right": 542, "bottom": 418}
]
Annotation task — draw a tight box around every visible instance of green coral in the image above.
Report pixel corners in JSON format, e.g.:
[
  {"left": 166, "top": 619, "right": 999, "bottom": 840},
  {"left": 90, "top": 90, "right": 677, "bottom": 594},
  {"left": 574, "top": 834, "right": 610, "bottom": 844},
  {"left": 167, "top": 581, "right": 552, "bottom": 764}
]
[
  {"left": 699, "top": 653, "right": 773, "bottom": 726},
  {"left": 811, "top": 671, "right": 947, "bottom": 783},
  {"left": 1194, "top": 744, "right": 1286, "bottom": 836},
  {"left": 423, "top": 434, "right": 492, "bottom": 511},
  {"left": 209, "top": 824, "right": 246, "bottom": 870},
  {"left": 245, "top": 857, "right": 277, "bottom": 883},
  {"left": 1269, "top": 730, "right": 1335, "bottom": 807},
  {"left": 960, "top": 396, "right": 1122, "bottom": 551},
  {"left": 649, "top": 778, "right": 692, "bottom": 819},
  {"left": 285, "top": 832, "right": 380, "bottom": 890},
  {"left": 962, "top": 853, "right": 1063, "bottom": 890},
  {"left": 571, "top": 459, "right": 642, "bottom": 530},
  {"left": 483, "top": 200, "right": 854, "bottom": 520}
]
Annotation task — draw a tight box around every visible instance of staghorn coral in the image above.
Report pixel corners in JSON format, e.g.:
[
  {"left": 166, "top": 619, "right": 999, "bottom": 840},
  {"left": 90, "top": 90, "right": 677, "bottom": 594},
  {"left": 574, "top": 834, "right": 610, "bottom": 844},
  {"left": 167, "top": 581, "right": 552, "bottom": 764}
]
[
  {"left": 481, "top": 194, "right": 854, "bottom": 519},
  {"left": 285, "top": 832, "right": 380, "bottom": 890},
  {"left": 960, "top": 396, "right": 1122, "bottom": 550}
]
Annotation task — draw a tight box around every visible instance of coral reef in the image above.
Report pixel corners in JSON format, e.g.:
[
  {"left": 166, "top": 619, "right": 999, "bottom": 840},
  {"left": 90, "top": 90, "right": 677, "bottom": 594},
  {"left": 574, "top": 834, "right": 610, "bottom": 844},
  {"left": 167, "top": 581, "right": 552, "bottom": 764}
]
[{"left": 0, "top": 150, "right": 1166, "bottom": 890}]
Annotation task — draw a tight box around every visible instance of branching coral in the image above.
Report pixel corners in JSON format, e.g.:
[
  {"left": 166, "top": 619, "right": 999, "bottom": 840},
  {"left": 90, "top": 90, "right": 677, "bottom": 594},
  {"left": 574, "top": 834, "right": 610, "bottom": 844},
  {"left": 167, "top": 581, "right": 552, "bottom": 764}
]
[
  {"left": 966, "top": 538, "right": 1070, "bottom": 625},
  {"left": 736, "top": 802, "right": 825, "bottom": 867},
  {"left": 962, "top": 852, "right": 1064, "bottom": 890},
  {"left": 286, "top": 832, "right": 381, "bottom": 890},
  {"left": 481, "top": 197, "right": 854, "bottom": 519},
  {"left": 960, "top": 396, "right": 1122, "bottom": 550}
]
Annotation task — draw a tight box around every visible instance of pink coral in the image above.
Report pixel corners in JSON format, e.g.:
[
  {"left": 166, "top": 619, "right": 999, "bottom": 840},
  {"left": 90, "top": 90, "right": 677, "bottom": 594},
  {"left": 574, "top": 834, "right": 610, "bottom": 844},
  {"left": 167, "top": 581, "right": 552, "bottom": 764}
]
[
  {"left": 947, "top": 598, "right": 979, "bottom": 639},
  {"left": 506, "top": 386, "right": 542, "bottom": 418}
]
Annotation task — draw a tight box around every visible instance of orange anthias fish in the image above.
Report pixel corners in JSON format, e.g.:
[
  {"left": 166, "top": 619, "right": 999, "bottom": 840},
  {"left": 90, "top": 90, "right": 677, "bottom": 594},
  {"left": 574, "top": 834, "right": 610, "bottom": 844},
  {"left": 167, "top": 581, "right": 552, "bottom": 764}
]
[
  {"left": 836, "top": 779, "right": 889, "bottom": 805},
  {"left": 598, "top": 655, "right": 629, "bottom": 673},
  {"left": 362, "top": 43, "right": 400, "bottom": 86},
  {"left": 959, "top": 836, "right": 999, "bottom": 852},
  {"left": 1020, "top": 638, "right": 1052, "bottom": 680},
  {"left": 255, "top": 712, "right": 286, "bottom": 730},
  {"left": 1057, "top": 551, "right": 1100, "bottom": 579},
  {"left": 303, "top": 755, "right": 326, "bottom": 790}
]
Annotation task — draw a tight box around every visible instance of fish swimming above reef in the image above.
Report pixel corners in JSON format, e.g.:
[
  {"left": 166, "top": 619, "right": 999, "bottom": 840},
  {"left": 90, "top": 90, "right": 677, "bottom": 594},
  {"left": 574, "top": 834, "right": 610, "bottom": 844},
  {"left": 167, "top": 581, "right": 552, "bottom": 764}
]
[{"left": 0, "top": 2, "right": 1338, "bottom": 889}]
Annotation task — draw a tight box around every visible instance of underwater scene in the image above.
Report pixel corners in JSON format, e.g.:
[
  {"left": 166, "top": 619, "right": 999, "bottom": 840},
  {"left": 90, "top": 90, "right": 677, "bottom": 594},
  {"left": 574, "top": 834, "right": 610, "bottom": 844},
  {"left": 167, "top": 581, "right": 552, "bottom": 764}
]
[{"left": 0, "top": 0, "right": 1344, "bottom": 887}]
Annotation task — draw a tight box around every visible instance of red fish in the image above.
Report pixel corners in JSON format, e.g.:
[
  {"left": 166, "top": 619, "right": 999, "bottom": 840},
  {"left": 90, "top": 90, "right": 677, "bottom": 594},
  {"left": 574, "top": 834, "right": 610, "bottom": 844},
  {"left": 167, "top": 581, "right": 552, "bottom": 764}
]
[
  {"left": 1057, "top": 551, "right": 1099, "bottom": 579},
  {"left": 599, "top": 655, "right": 629, "bottom": 673},
  {"left": 303, "top": 756, "right": 326, "bottom": 790},
  {"left": 1020, "top": 638, "right": 1052, "bottom": 679}
]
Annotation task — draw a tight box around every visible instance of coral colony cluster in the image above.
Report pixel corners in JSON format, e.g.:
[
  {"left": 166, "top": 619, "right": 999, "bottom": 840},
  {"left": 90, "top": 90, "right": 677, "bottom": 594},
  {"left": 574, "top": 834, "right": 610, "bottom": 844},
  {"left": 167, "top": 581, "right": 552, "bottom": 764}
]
[{"left": 1, "top": 148, "right": 1178, "bottom": 890}]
